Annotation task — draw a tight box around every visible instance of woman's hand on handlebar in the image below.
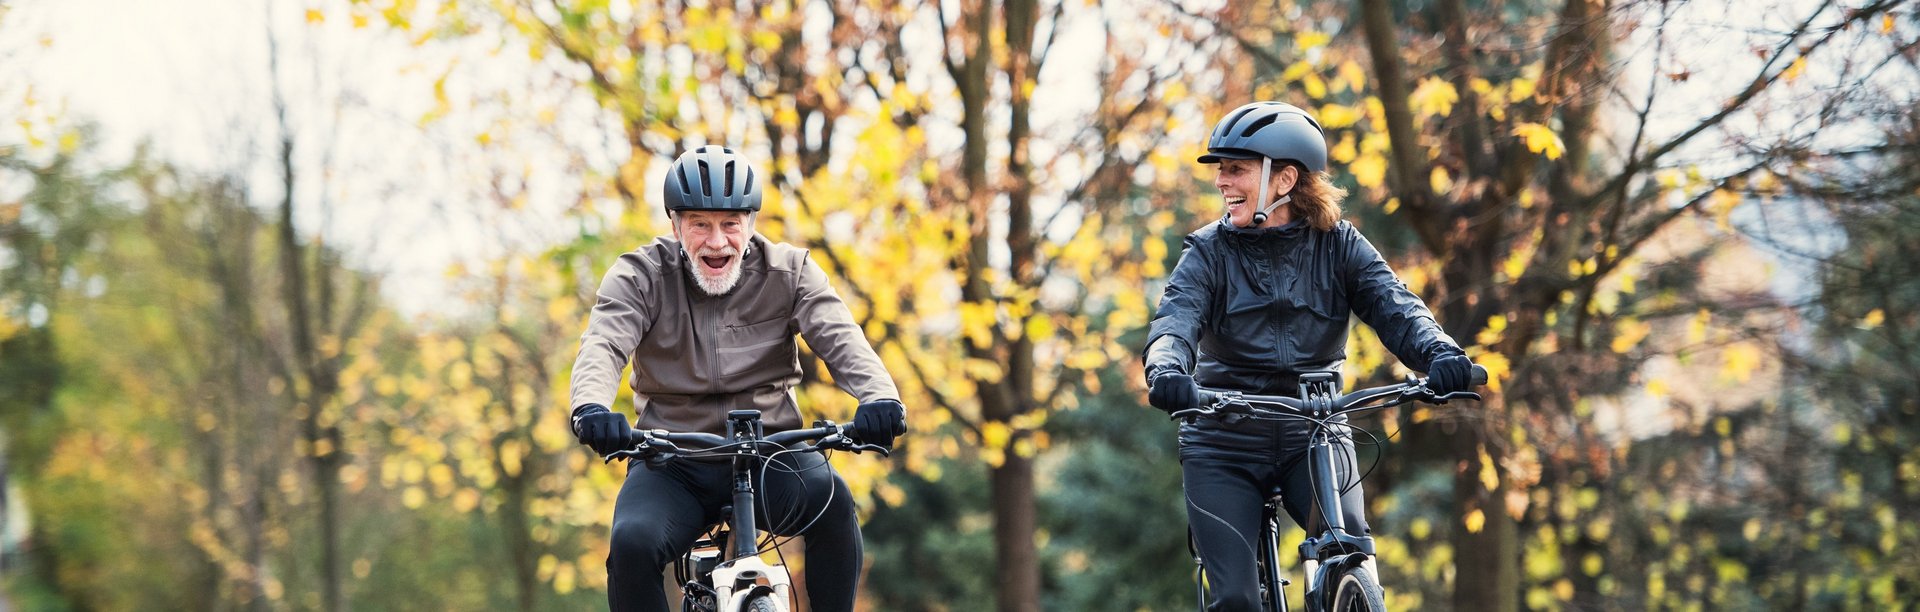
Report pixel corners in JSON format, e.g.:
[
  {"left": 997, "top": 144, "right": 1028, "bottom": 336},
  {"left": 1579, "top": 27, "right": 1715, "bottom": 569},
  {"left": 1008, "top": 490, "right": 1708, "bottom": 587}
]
[
  {"left": 1148, "top": 372, "right": 1201, "bottom": 414},
  {"left": 1426, "top": 354, "right": 1476, "bottom": 395}
]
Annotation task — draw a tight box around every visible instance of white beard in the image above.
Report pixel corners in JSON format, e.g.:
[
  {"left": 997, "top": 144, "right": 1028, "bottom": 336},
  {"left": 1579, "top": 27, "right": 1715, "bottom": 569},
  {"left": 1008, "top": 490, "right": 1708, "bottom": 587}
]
[{"left": 682, "top": 242, "right": 745, "bottom": 296}]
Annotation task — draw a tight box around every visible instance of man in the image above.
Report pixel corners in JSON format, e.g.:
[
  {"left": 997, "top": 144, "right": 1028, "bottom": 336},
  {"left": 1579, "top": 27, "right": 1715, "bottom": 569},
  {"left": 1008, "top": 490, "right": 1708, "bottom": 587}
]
[
  {"left": 568, "top": 145, "right": 907, "bottom": 612},
  {"left": 1144, "top": 102, "right": 1475, "bottom": 611}
]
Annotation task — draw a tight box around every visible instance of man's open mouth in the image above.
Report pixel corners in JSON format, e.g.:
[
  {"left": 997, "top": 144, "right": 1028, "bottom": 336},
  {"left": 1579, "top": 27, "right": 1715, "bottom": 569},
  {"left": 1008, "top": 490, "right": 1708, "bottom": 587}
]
[{"left": 700, "top": 255, "right": 731, "bottom": 271}]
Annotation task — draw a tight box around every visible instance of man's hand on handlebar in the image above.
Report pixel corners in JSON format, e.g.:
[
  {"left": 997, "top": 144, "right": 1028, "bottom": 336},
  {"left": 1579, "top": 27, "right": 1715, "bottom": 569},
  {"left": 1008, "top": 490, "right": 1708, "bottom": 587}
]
[
  {"left": 847, "top": 399, "right": 906, "bottom": 449},
  {"left": 572, "top": 404, "right": 632, "bottom": 455}
]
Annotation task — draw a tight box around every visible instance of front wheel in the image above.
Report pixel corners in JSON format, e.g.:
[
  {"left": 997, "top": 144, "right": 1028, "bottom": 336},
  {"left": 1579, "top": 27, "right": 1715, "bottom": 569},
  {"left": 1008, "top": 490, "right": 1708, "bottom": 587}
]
[
  {"left": 1326, "top": 566, "right": 1385, "bottom": 612},
  {"left": 739, "top": 593, "right": 781, "bottom": 612}
]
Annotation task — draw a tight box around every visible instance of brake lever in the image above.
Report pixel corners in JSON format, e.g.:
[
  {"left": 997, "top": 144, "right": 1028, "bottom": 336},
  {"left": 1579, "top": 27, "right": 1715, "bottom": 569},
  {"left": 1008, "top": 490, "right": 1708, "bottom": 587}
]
[
  {"left": 1168, "top": 407, "right": 1214, "bottom": 421},
  {"left": 849, "top": 443, "right": 892, "bottom": 457},
  {"left": 814, "top": 433, "right": 895, "bottom": 457},
  {"left": 602, "top": 438, "right": 682, "bottom": 465}
]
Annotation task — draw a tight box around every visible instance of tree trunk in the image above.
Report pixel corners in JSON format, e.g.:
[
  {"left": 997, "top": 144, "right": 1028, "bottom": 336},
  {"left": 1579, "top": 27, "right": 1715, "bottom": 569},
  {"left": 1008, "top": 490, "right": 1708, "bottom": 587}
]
[
  {"left": 1449, "top": 434, "right": 1518, "bottom": 612},
  {"left": 268, "top": 20, "right": 344, "bottom": 611}
]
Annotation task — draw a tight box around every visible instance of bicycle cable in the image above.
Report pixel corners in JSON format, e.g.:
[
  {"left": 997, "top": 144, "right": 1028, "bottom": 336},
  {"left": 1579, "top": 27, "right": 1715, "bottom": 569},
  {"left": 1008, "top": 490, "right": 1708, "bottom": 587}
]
[{"left": 754, "top": 443, "right": 841, "bottom": 554}]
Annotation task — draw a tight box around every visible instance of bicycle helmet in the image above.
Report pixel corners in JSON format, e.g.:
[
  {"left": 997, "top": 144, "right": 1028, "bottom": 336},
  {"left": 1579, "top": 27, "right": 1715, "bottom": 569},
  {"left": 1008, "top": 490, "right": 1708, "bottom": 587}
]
[
  {"left": 1197, "top": 102, "right": 1327, "bottom": 172},
  {"left": 662, "top": 145, "right": 762, "bottom": 215}
]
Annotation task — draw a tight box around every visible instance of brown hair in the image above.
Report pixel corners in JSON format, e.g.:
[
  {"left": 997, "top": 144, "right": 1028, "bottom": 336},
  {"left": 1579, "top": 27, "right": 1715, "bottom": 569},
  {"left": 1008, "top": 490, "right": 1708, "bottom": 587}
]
[{"left": 1286, "top": 165, "right": 1346, "bottom": 231}]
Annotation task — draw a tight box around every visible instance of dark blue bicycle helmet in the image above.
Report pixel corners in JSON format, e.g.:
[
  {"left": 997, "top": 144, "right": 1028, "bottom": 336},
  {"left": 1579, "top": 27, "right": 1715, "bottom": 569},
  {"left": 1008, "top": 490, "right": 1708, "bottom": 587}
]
[
  {"left": 1197, "top": 102, "right": 1327, "bottom": 173},
  {"left": 663, "top": 145, "right": 762, "bottom": 215}
]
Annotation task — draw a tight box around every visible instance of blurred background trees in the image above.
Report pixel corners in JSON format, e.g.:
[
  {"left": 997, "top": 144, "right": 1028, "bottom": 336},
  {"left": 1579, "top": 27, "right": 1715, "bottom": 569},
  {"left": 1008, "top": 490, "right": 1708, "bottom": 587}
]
[{"left": 3, "top": 0, "right": 1919, "bottom": 610}]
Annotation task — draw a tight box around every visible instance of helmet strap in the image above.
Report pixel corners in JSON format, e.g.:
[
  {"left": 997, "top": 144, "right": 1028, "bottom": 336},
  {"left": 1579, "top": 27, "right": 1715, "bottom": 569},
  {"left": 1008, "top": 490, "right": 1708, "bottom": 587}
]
[{"left": 1248, "top": 158, "right": 1292, "bottom": 227}]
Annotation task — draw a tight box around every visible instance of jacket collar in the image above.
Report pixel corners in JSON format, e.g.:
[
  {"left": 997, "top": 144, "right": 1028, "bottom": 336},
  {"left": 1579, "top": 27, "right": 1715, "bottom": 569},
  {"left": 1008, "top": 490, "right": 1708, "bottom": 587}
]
[{"left": 1217, "top": 216, "right": 1308, "bottom": 241}]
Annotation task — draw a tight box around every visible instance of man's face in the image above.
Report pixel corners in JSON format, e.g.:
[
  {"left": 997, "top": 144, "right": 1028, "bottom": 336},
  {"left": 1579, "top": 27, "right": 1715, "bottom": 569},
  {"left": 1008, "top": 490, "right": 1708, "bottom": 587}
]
[
  {"left": 1214, "top": 158, "right": 1297, "bottom": 227},
  {"left": 673, "top": 210, "right": 753, "bottom": 296}
]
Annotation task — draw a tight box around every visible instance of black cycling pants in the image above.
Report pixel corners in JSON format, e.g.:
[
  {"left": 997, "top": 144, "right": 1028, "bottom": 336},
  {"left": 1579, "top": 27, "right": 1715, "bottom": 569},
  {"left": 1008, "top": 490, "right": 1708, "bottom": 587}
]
[
  {"left": 1180, "top": 417, "right": 1370, "bottom": 612},
  {"left": 607, "top": 451, "right": 860, "bottom": 612}
]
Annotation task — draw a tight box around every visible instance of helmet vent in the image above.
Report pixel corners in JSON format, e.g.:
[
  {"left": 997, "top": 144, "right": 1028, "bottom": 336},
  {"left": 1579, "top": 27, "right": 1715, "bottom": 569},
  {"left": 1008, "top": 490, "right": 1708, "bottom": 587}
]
[
  {"left": 697, "top": 160, "right": 713, "bottom": 197},
  {"left": 677, "top": 167, "right": 692, "bottom": 195},
  {"left": 1239, "top": 113, "right": 1277, "bottom": 138},
  {"left": 743, "top": 167, "right": 755, "bottom": 195},
  {"left": 723, "top": 160, "right": 736, "bottom": 197}
]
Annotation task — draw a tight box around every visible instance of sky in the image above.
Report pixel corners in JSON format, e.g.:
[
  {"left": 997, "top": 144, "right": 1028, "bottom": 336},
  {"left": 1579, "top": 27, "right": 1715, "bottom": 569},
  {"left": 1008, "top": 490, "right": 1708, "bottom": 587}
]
[{"left": 6, "top": 0, "right": 1127, "bottom": 318}]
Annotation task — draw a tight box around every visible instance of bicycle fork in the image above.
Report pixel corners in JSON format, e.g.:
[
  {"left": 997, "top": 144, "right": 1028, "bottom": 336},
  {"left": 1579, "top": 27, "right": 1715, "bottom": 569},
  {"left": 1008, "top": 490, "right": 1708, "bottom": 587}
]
[
  {"left": 1298, "top": 430, "right": 1379, "bottom": 599},
  {"left": 706, "top": 412, "right": 793, "bottom": 611}
]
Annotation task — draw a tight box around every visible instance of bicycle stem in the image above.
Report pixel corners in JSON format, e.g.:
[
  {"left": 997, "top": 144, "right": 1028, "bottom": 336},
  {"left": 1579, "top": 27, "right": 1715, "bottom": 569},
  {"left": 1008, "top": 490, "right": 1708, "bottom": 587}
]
[{"left": 726, "top": 411, "right": 765, "bottom": 560}]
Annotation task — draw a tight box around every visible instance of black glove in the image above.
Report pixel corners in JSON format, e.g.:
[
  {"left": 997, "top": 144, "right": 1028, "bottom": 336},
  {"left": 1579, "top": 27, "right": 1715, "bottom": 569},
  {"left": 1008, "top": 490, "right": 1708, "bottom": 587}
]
[
  {"left": 571, "top": 404, "right": 632, "bottom": 456},
  {"left": 847, "top": 399, "right": 906, "bottom": 448},
  {"left": 1148, "top": 372, "right": 1199, "bottom": 414},
  {"left": 1427, "top": 353, "right": 1474, "bottom": 396}
]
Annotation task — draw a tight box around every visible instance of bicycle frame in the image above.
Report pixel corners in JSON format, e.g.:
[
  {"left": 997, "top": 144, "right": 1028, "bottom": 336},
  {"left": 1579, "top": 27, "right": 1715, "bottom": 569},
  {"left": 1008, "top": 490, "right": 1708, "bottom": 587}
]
[
  {"left": 613, "top": 409, "right": 887, "bottom": 612},
  {"left": 1176, "top": 367, "right": 1486, "bottom": 611},
  {"left": 706, "top": 410, "right": 792, "bottom": 609}
]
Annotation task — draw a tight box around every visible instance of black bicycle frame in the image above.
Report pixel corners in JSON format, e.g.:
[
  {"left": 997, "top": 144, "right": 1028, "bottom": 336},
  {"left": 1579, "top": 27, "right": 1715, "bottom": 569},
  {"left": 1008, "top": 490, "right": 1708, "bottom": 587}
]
[{"left": 724, "top": 410, "right": 766, "bottom": 561}]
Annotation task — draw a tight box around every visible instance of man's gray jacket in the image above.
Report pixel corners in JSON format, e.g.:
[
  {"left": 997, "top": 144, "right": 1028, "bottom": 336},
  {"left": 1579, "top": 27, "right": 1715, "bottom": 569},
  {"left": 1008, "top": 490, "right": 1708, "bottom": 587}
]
[{"left": 569, "top": 234, "right": 900, "bottom": 435}]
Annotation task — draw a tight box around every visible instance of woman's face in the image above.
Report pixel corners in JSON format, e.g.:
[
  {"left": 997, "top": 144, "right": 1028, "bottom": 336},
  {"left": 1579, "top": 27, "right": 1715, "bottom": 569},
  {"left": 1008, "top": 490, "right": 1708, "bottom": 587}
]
[{"left": 1214, "top": 158, "right": 1298, "bottom": 227}]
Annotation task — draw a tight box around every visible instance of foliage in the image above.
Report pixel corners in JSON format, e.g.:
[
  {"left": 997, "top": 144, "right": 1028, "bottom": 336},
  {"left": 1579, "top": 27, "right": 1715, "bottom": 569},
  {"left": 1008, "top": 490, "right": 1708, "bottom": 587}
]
[{"left": 4, "top": 1, "right": 1920, "bottom": 610}]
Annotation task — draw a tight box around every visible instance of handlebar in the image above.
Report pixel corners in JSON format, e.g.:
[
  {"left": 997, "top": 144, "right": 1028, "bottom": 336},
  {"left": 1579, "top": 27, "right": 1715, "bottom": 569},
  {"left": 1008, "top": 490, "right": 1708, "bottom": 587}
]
[
  {"left": 603, "top": 420, "right": 892, "bottom": 464},
  {"left": 1172, "top": 365, "right": 1488, "bottom": 422}
]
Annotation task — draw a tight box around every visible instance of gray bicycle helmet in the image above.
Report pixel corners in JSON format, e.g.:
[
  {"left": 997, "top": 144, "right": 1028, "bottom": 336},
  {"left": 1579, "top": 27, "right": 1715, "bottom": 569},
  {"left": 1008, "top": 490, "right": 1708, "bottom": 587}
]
[
  {"left": 1197, "top": 102, "right": 1327, "bottom": 172},
  {"left": 662, "top": 145, "right": 762, "bottom": 215}
]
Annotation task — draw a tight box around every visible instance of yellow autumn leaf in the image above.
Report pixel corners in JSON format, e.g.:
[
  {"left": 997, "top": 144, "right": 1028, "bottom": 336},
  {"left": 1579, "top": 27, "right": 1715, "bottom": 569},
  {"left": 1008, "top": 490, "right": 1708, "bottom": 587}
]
[
  {"left": 983, "top": 423, "right": 1013, "bottom": 452},
  {"left": 1350, "top": 152, "right": 1387, "bottom": 189},
  {"left": 305, "top": 9, "right": 325, "bottom": 23},
  {"left": 1025, "top": 315, "right": 1056, "bottom": 342},
  {"left": 1465, "top": 508, "right": 1486, "bottom": 533},
  {"left": 1478, "top": 446, "right": 1500, "bottom": 491},
  {"left": 1783, "top": 56, "right": 1806, "bottom": 83},
  {"left": 1509, "top": 75, "right": 1538, "bottom": 103},
  {"left": 1709, "top": 189, "right": 1742, "bottom": 231},
  {"left": 1611, "top": 319, "right": 1652, "bottom": 354},
  {"left": 1410, "top": 77, "right": 1459, "bottom": 118},
  {"left": 1317, "top": 104, "right": 1362, "bottom": 129},
  {"left": 1860, "top": 308, "right": 1885, "bottom": 330},
  {"left": 1303, "top": 74, "right": 1328, "bottom": 99},
  {"left": 1148, "top": 80, "right": 1184, "bottom": 105},
  {"left": 1281, "top": 60, "right": 1314, "bottom": 83},
  {"left": 1430, "top": 166, "right": 1453, "bottom": 194},
  {"left": 1475, "top": 351, "right": 1509, "bottom": 392},
  {"left": 1883, "top": 13, "right": 1897, "bottom": 35},
  {"left": 1720, "top": 342, "right": 1763, "bottom": 383},
  {"left": 1296, "top": 30, "right": 1331, "bottom": 51},
  {"left": 1646, "top": 378, "right": 1669, "bottom": 398},
  {"left": 1475, "top": 314, "right": 1507, "bottom": 346},
  {"left": 1338, "top": 60, "right": 1368, "bottom": 92},
  {"left": 1512, "top": 123, "right": 1565, "bottom": 160},
  {"left": 1503, "top": 247, "right": 1530, "bottom": 279},
  {"left": 1330, "top": 133, "right": 1358, "bottom": 164}
]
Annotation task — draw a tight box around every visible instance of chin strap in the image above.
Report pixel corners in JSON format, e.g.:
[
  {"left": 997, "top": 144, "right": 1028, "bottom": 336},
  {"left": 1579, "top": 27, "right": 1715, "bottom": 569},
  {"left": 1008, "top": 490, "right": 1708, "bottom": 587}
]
[
  {"left": 1251, "top": 194, "right": 1292, "bottom": 227},
  {"left": 1242, "top": 157, "right": 1293, "bottom": 227}
]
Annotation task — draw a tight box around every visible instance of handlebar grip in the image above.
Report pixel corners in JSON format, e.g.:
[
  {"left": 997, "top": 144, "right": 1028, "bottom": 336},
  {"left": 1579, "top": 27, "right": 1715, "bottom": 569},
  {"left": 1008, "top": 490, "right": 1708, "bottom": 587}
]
[
  {"left": 1471, "top": 364, "right": 1488, "bottom": 386},
  {"left": 1197, "top": 389, "right": 1221, "bottom": 407}
]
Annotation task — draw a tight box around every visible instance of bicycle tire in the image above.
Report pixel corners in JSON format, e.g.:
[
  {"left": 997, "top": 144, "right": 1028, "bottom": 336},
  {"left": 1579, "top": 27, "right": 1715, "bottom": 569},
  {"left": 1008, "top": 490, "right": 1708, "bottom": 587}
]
[
  {"left": 739, "top": 593, "right": 780, "bottom": 612},
  {"left": 1325, "top": 566, "right": 1385, "bottom": 612}
]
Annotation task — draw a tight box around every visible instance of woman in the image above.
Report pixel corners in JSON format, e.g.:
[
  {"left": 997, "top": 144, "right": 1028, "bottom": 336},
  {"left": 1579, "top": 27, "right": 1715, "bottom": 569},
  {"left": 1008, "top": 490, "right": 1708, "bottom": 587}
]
[{"left": 1142, "top": 101, "right": 1475, "bottom": 611}]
